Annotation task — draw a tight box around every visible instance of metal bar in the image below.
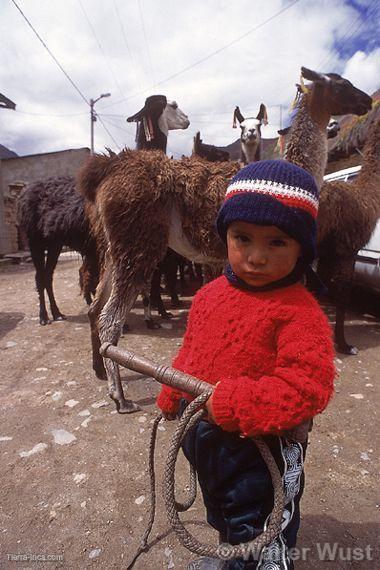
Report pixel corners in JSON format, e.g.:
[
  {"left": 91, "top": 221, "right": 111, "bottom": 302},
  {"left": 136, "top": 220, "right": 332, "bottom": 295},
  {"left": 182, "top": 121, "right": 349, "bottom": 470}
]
[{"left": 100, "top": 343, "right": 213, "bottom": 397}]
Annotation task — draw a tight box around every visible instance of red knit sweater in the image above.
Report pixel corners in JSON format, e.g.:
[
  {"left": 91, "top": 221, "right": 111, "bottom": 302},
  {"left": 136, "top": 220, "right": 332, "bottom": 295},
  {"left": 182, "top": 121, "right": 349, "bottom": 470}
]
[{"left": 157, "top": 276, "right": 335, "bottom": 437}]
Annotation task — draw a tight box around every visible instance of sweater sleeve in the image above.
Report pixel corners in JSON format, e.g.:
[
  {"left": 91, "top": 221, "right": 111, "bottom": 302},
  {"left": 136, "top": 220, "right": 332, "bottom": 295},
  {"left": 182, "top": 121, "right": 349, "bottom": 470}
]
[
  {"left": 211, "top": 306, "right": 336, "bottom": 436},
  {"left": 156, "top": 296, "right": 197, "bottom": 415}
]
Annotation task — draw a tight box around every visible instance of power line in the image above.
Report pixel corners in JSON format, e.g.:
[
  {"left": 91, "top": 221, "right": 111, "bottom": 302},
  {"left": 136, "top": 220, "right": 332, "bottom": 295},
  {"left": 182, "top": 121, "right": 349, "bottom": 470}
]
[
  {"left": 16, "top": 109, "right": 88, "bottom": 117},
  {"left": 96, "top": 114, "right": 122, "bottom": 150},
  {"left": 137, "top": 0, "right": 155, "bottom": 82},
  {"left": 10, "top": 0, "right": 89, "bottom": 106},
  {"left": 318, "top": 0, "right": 380, "bottom": 70},
  {"left": 77, "top": 0, "right": 127, "bottom": 105},
  {"left": 100, "top": 0, "right": 301, "bottom": 110},
  {"left": 97, "top": 114, "right": 136, "bottom": 138},
  {"left": 113, "top": 0, "right": 143, "bottom": 91}
]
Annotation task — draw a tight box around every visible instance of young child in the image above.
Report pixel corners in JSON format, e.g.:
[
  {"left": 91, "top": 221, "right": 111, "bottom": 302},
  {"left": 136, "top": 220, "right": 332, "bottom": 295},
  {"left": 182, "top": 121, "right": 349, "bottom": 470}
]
[{"left": 157, "top": 160, "right": 335, "bottom": 570}]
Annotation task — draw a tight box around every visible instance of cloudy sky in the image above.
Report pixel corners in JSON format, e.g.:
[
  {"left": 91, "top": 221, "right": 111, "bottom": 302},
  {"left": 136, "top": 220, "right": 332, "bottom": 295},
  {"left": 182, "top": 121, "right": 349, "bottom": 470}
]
[{"left": 1, "top": 0, "right": 379, "bottom": 158}]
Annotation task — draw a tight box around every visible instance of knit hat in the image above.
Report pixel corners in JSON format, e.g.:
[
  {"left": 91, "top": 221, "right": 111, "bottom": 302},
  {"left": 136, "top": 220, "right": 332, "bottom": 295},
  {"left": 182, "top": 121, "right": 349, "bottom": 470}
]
[{"left": 216, "top": 160, "right": 319, "bottom": 262}]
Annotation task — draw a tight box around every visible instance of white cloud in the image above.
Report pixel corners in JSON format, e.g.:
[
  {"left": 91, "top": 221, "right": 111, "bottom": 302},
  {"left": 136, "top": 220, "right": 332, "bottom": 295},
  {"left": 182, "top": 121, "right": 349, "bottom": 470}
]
[
  {"left": 0, "top": 0, "right": 377, "bottom": 158},
  {"left": 343, "top": 49, "right": 380, "bottom": 94}
]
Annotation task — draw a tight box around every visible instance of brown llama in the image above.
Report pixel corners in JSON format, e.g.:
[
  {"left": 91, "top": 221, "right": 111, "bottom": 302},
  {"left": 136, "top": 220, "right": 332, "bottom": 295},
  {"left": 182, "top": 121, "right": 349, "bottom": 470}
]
[
  {"left": 79, "top": 67, "right": 371, "bottom": 413},
  {"left": 283, "top": 67, "right": 373, "bottom": 353},
  {"left": 317, "top": 115, "right": 380, "bottom": 354}
]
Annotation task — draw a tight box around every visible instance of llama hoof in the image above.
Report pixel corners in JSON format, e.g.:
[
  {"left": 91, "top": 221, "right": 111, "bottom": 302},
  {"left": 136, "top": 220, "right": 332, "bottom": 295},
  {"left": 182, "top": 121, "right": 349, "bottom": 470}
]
[
  {"left": 115, "top": 398, "right": 141, "bottom": 414},
  {"left": 94, "top": 364, "right": 107, "bottom": 380},
  {"left": 145, "top": 319, "right": 161, "bottom": 330},
  {"left": 337, "top": 344, "right": 358, "bottom": 355},
  {"left": 53, "top": 314, "right": 66, "bottom": 321},
  {"left": 40, "top": 318, "right": 51, "bottom": 326},
  {"left": 160, "top": 312, "right": 174, "bottom": 320}
]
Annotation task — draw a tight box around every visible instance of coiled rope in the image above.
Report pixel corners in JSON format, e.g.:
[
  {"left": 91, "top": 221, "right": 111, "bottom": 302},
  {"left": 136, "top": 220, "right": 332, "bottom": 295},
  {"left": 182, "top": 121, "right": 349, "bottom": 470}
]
[{"left": 127, "top": 393, "right": 285, "bottom": 568}]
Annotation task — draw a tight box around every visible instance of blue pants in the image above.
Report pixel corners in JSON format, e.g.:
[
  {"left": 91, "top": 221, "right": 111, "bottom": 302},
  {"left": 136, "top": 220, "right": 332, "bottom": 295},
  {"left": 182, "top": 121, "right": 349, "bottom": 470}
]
[{"left": 181, "top": 407, "right": 306, "bottom": 569}]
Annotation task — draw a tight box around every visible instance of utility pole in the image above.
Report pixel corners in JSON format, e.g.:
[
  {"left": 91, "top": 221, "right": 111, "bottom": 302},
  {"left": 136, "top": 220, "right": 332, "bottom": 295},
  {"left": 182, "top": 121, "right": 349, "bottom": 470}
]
[{"left": 90, "top": 93, "right": 111, "bottom": 153}]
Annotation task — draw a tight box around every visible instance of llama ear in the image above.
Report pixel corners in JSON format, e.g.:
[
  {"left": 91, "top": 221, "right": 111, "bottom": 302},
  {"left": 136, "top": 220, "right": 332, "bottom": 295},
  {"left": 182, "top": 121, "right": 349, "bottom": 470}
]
[
  {"left": 233, "top": 106, "right": 244, "bottom": 128},
  {"left": 127, "top": 108, "right": 145, "bottom": 122},
  {"left": 256, "top": 103, "right": 268, "bottom": 125},
  {"left": 301, "top": 67, "right": 324, "bottom": 82}
]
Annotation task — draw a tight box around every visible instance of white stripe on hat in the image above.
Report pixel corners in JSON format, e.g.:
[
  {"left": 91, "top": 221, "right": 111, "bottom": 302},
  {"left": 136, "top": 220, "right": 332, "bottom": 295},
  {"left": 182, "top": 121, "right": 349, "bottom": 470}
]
[{"left": 226, "top": 179, "right": 319, "bottom": 213}]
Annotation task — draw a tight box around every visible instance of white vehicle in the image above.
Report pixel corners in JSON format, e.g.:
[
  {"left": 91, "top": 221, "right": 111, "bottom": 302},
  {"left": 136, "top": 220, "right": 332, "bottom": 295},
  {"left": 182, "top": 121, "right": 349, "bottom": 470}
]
[{"left": 323, "top": 165, "right": 380, "bottom": 295}]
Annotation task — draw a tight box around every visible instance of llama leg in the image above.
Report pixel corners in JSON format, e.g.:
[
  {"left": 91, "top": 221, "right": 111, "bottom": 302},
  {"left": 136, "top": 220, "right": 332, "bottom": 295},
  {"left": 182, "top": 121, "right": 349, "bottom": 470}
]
[
  {"left": 162, "top": 251, "right": 181, "bottom": 308},
  {"left": 142, "top": 292, "right": 161, "bottom": 329},
  {"left": 333, "top": 262, "right": 358, "bottom": 355},
  {"left": 45, "top": 243, "right": 66, "bottom": 321},
  {"left": 150, "top": 265, "right": 174, "bottom": 319},
  {"left": 88, "top": 274, "right": 111, "bottom": 380},
  {"left": 335, "top": 289, "right": 358, "bottom": 355},
  {"left": 30, "top": 240, "right": 49, "bottom": 325},
  {"left": 98, "top": 284, "right": 140, "bottom": 413}
]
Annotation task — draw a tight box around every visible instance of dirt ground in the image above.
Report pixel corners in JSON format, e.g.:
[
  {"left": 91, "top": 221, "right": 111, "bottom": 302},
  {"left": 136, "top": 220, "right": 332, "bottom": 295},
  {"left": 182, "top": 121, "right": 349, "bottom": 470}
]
[{"left": 0, "top": 258, "right": 379, "bottom": 569}]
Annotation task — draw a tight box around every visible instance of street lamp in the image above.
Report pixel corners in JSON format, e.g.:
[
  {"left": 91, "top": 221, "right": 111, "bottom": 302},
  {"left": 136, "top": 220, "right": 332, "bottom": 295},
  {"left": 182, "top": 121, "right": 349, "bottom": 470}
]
[{"left": 90, "top": 92, "right": 111, "bottom": 153}]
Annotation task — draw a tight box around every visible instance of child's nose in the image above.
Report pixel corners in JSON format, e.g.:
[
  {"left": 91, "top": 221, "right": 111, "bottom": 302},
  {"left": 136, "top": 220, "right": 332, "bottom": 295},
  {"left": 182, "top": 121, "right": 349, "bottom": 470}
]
[{"left": 247, "top": 247, "right": 266, "bottom": 266}]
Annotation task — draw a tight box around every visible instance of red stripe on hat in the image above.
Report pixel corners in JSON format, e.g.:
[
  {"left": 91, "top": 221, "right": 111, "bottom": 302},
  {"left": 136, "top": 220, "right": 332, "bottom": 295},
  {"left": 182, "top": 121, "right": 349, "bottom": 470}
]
[{"left": 224, "top": 189, "right": 318, "bottom": 218}]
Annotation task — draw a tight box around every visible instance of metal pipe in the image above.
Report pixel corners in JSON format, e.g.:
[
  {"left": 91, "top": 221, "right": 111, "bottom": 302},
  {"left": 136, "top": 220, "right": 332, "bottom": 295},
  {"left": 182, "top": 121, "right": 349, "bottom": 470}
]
[{"left": 100, "top": 343, "right": 213, "bottom": 397}]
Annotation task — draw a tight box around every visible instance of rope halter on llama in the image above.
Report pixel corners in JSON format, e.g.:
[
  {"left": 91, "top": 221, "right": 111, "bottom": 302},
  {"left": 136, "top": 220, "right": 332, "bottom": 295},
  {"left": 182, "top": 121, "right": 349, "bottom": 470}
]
[{"left": 100, "top": 343, "right": 290, "bottom": 568}]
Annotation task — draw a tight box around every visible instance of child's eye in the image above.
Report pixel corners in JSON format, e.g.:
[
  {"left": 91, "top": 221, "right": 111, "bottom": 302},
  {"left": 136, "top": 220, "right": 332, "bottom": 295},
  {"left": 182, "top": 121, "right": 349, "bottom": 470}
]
[
  {"left": 235, "top": 234, "right": 250, "bottom": 243},
  {"left": 270, "top": 239, "right": 286, "bottom": 247}
]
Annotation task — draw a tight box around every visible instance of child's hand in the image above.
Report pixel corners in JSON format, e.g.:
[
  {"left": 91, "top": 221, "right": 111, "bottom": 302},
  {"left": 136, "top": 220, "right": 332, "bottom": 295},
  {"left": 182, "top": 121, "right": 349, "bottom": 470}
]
[
  {"left": 205, "top": 385, "right": 218, "bottom": 424},
  {"left": 162, "top": 411, "right": 177, "bottom": 421}
]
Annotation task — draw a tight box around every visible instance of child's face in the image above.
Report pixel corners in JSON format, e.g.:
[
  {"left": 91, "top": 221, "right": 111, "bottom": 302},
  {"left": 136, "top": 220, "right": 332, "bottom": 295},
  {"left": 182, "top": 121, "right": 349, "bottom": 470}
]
[{"left": 226, "top": 221, "right": 302, "bottom": 287}]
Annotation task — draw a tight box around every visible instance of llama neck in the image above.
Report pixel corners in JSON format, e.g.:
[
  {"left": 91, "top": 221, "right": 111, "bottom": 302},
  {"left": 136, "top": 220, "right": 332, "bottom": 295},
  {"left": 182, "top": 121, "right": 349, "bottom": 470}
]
[
  {"left": 241, "top": 141, "right": 260, "bottom": 164},
  {"left": 136, "top": 118, "right": 168, "bottom": 152},
  {"left": 358, "top": 118, "right": 380, "bottom": 185},
  {"left": 357, "top": 118, "right": 380, "bottom": 213},
  {"left": 284, "top": 89, "right": 330, "bottom": 188}
]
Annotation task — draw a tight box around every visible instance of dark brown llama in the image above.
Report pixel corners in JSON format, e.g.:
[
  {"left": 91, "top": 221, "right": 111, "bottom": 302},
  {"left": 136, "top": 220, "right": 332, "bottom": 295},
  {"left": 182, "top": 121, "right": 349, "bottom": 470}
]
[
  {"left": 17, "top": 96, "right": 189, "bottom": 326},
  {"left": 283, "top": 67, "right": 372, "bottom": 353},
  {"left": 79, "top": 151, "right": 239, "bottom": 412},
  {"left": 17, "top": 176, "right": 98, "bottom": 325},
  {"left": 318, "top": 115, "right": 380, "bottom": 354},
  {"left": 77, "top": 66, "right": 372, "bottom": 414}
]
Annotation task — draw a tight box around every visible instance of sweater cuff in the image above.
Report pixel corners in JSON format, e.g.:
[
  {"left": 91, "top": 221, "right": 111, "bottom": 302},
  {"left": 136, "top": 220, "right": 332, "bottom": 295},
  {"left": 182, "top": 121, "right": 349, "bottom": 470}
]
[
  {"left": 211, "top": 379, "right": 240, "bottom": 432},
  {"left": 156, "top": 387, "right": 182, "bottom": 415}
]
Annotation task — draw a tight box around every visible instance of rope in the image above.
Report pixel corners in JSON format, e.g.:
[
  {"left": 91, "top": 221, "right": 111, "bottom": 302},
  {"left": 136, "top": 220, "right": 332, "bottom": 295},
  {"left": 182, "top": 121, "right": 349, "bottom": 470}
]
[{"left": 127, "top": 393, "right": 286, "bottom": 567}]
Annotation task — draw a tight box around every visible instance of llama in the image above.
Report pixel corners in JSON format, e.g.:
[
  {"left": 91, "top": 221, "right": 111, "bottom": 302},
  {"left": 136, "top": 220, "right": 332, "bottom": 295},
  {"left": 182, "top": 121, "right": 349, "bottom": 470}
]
[
  {"left": 127, "top": 94, "right": 190, "bottom": 324},
  {"left": 283, "top": 67, "right": 372, "bottom": 353},
  {"left": 17, "top": 96, "right": 189, "bottom": 325},
  {"left": 79, "top": 152, "right": 239, "bottom": 411},
  {"left": 284, "top": 67, "right": 371, "bottom": 188},
  {"left": 278, "top": 117, "right": 340, "bottom": 156},
  {"left": 192, "top": 131, "right": 230, "bottom": 162},
  {"left": 317, "top": 115, "right": 380, "bottom": 354},
  {"left": 77, "top": 67, "right": 371, "bottom": 413},
  {"left": 232, "top": 103, "right": 268, "bottom": 164},
  {"left": 17, "top": 177, "right": 96, "bottom": 325}
]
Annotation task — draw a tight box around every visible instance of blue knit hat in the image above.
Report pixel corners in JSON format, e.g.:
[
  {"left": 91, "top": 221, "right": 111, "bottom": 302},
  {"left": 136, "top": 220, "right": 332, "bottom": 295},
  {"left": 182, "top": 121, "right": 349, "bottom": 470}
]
[{"left": 216, "top": 160, "right": 319, "bottom": 262}]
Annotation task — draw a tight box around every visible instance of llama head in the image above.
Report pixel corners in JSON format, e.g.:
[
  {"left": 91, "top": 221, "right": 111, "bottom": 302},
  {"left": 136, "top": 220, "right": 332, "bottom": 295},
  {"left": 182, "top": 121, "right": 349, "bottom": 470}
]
[
  {"left": 159, "top": 100, "right": 190, "bottom": 133},
  {"left": 233, "top": 104, "right": 268, "bottom": 146},
  {"left": 192, "top": 131, "right": 230, "bottom": 162},
  {"left": 300, "top": 67, "right": 372, "bottom": 117},
  {"left": 127, "top": 95, "right": 189, "bottom": 149},
  {"left": 326, "top": 119, "right": 340, "bottom": 139}
]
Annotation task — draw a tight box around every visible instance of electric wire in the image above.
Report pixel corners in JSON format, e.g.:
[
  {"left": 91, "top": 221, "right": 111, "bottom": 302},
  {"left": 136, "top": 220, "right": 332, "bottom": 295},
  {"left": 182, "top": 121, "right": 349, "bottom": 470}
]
[
  {"left": 10, "top": 0, "right": 89, "bottom": 106},
  {"left": 95, "top": 114, "right": 122, "bottom": 150},
  {"left": 137, "top": 0, "right": 155, "bottom": 82},
  {"left": 113, "top": 0, "right": 143, "bottom": 91},
  {"left": 318, "top": 0, "right": 380, "bottom": 71},
  {"left": 77, "top": 0, "right": 127, "bottom": 106},
  {"left": 100, "top": 0, "right": 301, "bottom": 110}
]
